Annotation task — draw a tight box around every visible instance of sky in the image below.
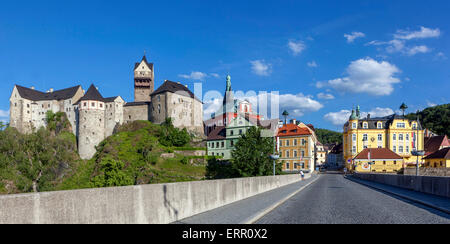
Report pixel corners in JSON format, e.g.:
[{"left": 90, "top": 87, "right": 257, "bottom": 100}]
[{"left": 0, "top": 0, "right": 449, "bottom": 131}]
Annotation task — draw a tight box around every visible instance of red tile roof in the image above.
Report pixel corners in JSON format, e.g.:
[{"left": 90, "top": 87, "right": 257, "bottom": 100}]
[
  {"left": 354, "top": 148, "right": 403, "bottom": 160},
  {"left": 423, "top": 147, "right": 450, "bottom": 160},
  {"left": 277, "top": 123, "right": 312, "bottom": 137}
]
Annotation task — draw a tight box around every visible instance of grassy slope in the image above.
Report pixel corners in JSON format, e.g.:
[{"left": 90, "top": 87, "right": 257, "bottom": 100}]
[{"left": 57, "top": 121, "right": 207, "bottom": 191}]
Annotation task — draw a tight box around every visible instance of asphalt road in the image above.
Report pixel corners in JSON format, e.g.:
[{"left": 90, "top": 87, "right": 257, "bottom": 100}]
[{"left": 256, "top": 172, "right": 450, "bottom": 224}]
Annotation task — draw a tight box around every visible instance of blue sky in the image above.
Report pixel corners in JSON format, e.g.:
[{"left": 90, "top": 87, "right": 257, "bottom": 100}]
[{"left": 0, "top": 0, "right": 449, "bottom": 131}]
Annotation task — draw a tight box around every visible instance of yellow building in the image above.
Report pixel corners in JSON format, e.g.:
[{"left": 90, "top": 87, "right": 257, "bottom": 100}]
[
  {"left": 277, "top": 122, "right": 315, "bottom": 172},
  {"left": 353, "top": 148, "right": 404, "bottom": 173},
  {"left": 343, "top": 106, "right": 424, "bottom": 171},
  {"left": 423, "top": 147, "right": 450, "bottom": 168}
]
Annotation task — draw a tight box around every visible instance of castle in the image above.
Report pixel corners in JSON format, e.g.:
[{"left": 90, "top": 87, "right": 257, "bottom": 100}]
[{"left": 9, "top": 56, "right": 204, "bottom": 159}]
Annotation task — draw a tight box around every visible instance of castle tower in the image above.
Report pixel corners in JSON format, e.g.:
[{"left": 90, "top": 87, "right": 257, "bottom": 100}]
[
  {"left": 77, "top": 84, "right": 106, "bottom": 159},
  {"left": 134, "top": 55, "right": 154, "bottom": 102}
]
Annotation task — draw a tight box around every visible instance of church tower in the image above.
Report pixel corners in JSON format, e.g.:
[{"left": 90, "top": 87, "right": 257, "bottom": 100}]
[{"left": 134, "top": 55, "right": 154, "bottom": 102}]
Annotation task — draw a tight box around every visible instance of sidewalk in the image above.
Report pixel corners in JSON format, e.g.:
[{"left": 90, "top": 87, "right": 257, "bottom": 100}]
[
  {"left": 347, "top": 175, "right": 450, "bottom": 214},
  {"left": 174, "top": 174, "right": 320, "bottom": 224}
]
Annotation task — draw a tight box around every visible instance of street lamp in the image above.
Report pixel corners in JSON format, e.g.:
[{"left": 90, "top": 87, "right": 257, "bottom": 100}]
[
  {"left": 269, "top": 154, "right": 280, "bottom": 176},
  {"left": 411, "top": 114, "right": 424, "bottom": 176}
]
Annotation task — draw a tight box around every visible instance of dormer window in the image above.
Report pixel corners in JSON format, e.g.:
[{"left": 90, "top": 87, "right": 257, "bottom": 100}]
[
  {"left": 363, "top": 123, "right": 368, "bottom": 129},
  {"left": 377, "top": 122, "right": 382, "bottom": 129},
  {"left": 352, "top": 122, "right": 356, "bottom": 129}
]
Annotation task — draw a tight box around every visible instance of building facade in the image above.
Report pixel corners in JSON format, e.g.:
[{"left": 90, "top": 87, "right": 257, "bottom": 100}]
[
  {"left": 423, "top": 147, "right": 450, "bottom": 168},
  {"left": 343, "top": 106, "right": 424, "bottom": 170},
  {"left": 277, "top": 122, "right": 314, "bottom": 172},
  {"left": 353, "top": 148, "right": 404, "bottom": 173}
]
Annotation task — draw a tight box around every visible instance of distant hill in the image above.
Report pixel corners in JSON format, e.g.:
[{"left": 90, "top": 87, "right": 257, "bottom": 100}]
[
  {"left": 315, "top": 128, "right": 342, "bottom": 144},
  {"left": 405, "top": 103, "right": 450, "bottom": 137}
]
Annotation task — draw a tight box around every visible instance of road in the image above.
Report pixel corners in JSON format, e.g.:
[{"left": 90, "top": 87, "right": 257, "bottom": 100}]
[{"left": 255, "top": 172, "right": 450, "bottom": 224}]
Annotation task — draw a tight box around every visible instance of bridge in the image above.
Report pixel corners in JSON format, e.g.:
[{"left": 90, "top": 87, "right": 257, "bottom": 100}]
[{"left": 0, "top": 171, "right": 449, "bottom": 224}]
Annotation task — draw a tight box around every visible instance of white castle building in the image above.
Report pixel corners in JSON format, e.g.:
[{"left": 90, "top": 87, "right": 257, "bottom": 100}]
[{"left": 9, "top": 56, "right": 203, "bottom": 159}]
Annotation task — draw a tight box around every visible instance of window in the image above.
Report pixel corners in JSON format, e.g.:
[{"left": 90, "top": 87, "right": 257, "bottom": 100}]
[
  {"left": 280, "top": 140, "right": 283, "bottom": 147},
  {"left": 399, "top": 146, "right": 403, "bottom": 153},
  {"left": 92, "top": 102, "right": 95, "bottom": 107},
  {"left": 377, "top": 122, "right": 382, "bottom": 129},
  {"left": 378, "top": 134, "right": 382, "bottom": 141},
  {"left": 294, "top": 151, "right": 298, "bottom": 157},
  {"left": 363, "top": 123, "right": 368, "bottom": 129},
  {"left": 302, "top": 139, "right": 306, "bottom": 145},
  {"left": 397, "top": 123, "right": 406, "bottom": 128},
  {"left": 286, "top": 162, "right": 290, "bottom": 170},
  {"left": 399, "top": 134, "right": 403, "bottom": 141},
  {"left": 231, "top": 140, "right": 234, "bottom": 146},
  {"left": 286, "top": 151, "right": 290, "bottom": 158},
  {"left": 286, "top": 140, "right": 290, "bottom": 146},
  {"left": 352, "top": 146, "right": 356, "bottom": 153},
  {"left": 393, "top": 146, "right": 396, "bottom": 152},
  {"left": 383, "top": 161, "right": 386, "bottom": 165},
  {"left": 363, "top": 134, "right": 368, "bottom": 141},
  {"left": 230, "top": 130, "right": 234, "bottom": 136},
  {"left": 216, "top": 142, "right": 219, "bottom": 148},
  {"left": 239, "top": 129, "right": 242, "bottom": 135},
  {"left": 352, "top": 122, "right": 356, "bottom": 129},
  {"left": 301, "top": 150, "right": 305, "bottom": 157},
  {"left": 352, "top": 134, "right": 356, "bottom": 142},
  {"left": 393, "top": 134, "right": 396, "bottom": 140},
  {"left": 406, "top": 146, "right": 409, "bottom": 153},
  {"left": 221, "top": 142, "right": 224, "bottom": 147},
  {"left": 363, "top": 146, "right": 368, "bottom": 149},
  {"left": 406, "top": 134, "right": 409, "bottom": 141},
  {"left": 294, "top": 139, "right": 297, "bottom": 146},
  {"left": 412, "top": 123, "right": 417, "bottom": 129}
]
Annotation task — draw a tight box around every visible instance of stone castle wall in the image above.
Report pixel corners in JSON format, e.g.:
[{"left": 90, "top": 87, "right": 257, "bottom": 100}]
[{"left": 78, "top": 101, "right": 106, "bottom": 160}]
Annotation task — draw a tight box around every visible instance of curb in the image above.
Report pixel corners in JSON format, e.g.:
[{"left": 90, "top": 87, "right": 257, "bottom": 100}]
[
  {"left": 245, "top": 174, "right": 321, "bottom": 224},
  {"left": 346, "top": 175, "right": 450, "bottom": 215}
]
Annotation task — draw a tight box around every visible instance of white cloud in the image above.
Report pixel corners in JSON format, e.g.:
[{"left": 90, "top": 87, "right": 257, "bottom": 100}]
[
  {"left": 179, "top": 71, "right": 208, "bottom": 80},
  {"left": 317, "top": 93, "right": 335, "bottom": 100},
  {"left": 324, "top": 107, "right": 394, "bottom": 126},
  {"left": 324, "top": 110, "right": 352, "bottom": 126},
  {"left": 367, "top": 26, "right": 440, "bottom": 56},
  {"left": 405, "top": 45, "right": 431, "bottom": 56},
  {"left": 427, "top": 101, "right": 437, "bottom": 107},
  {"left": 0, "top": 109, "right": 9, "bottom": 118},
  {"left": 344, "top": 32, "right": 365, "bottom": 43},
  {"left": 435, "top": 52, "right": 448, "bottom": 60},
  {"left": 316, "top": 58, "right": 401, "bottom": 96},
  {"left": 288, "top": 40, "right": 306, "bottom": 55},
  {"left": 250, "top": 60, "right": 272, "bottom": 76},
  {"left": 394, "top": 26, "right": 441, "bottom": 40},
  {"left": 307, "top": 61, "right": 318, "bottom": 68},
  {"left": 209, "top": 73, "right": 220, "bottom": 78}
]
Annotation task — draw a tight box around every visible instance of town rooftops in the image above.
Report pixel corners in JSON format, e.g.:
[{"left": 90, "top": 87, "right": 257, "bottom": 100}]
[
  {"left": 423, "top": 147, "right": 450, "bottom": 160},
  {"left": 354, "top": 148, "right": 403, "bottom": 160},
  {"left": 424, "top": 135, "right": 450, "bottom": 155},
  {"left": 151, "top": 80, "right": 201, "bottom": 102},
  {"left": 15, "top": 84, "right": 81, "bottom": 101},
  {"left": 277, "top": 123, "right": 312, "bottom": 137},
  {"left": 206, "top": 126, "right": 226, "bottom": 141}
]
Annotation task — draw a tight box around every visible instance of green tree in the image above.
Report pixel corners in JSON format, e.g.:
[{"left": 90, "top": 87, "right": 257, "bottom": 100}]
[
  {"left": 231, "top": 127, "right": 282, "bottom": 177},
  {"left": 159, "top": 118, "right": 191, "bottom": 147},
  {"left": 406, "top": 103, "right": 450, "bottom": 137},
  {"left": 315, "top": 128, "right": 343, "bottom": 144},
  {"left": 92, "top": 157, "right": 134, "bottom": 187}
]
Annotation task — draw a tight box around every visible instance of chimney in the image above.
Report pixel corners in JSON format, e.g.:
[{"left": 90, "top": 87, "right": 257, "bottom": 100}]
[
  {"left": 367, "top": 114, "right": 371, "bottom": 119},
  {"left": 290, "top": 119, "right": 297, "bottom": 125}
]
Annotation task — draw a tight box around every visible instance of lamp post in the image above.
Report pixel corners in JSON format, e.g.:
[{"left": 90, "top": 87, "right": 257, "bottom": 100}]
[{"left": 411, "top": 115, "right": 424, "bottom": 176}]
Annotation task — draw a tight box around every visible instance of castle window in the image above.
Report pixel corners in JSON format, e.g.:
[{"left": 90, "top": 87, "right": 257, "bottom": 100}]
[
  {"left": 393, "top": 134, "right": 396, "bottom": 140},
  {"left": 378, "top": 134, "right": 382, "bottom": 141},
  {"left": 399, "top": 134, "right": 403, "bottom": 141},
  {"left": 397, "top": 123, "right": 406, "bottom": 128},
  {"left": 363, "top": 123, "right": 368, "bottom": 129},
  {"left": 399, "top": 146, "right": 403, "bottom": 153},
  {"left": 352, "top": 122, "right": 356, "bottom": 129},
  {"left": 363, "top": 134, "right": 368, "bottom": 141},
  {"left": 377, "top": 122, "right": 382, "bottom": 129}
]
